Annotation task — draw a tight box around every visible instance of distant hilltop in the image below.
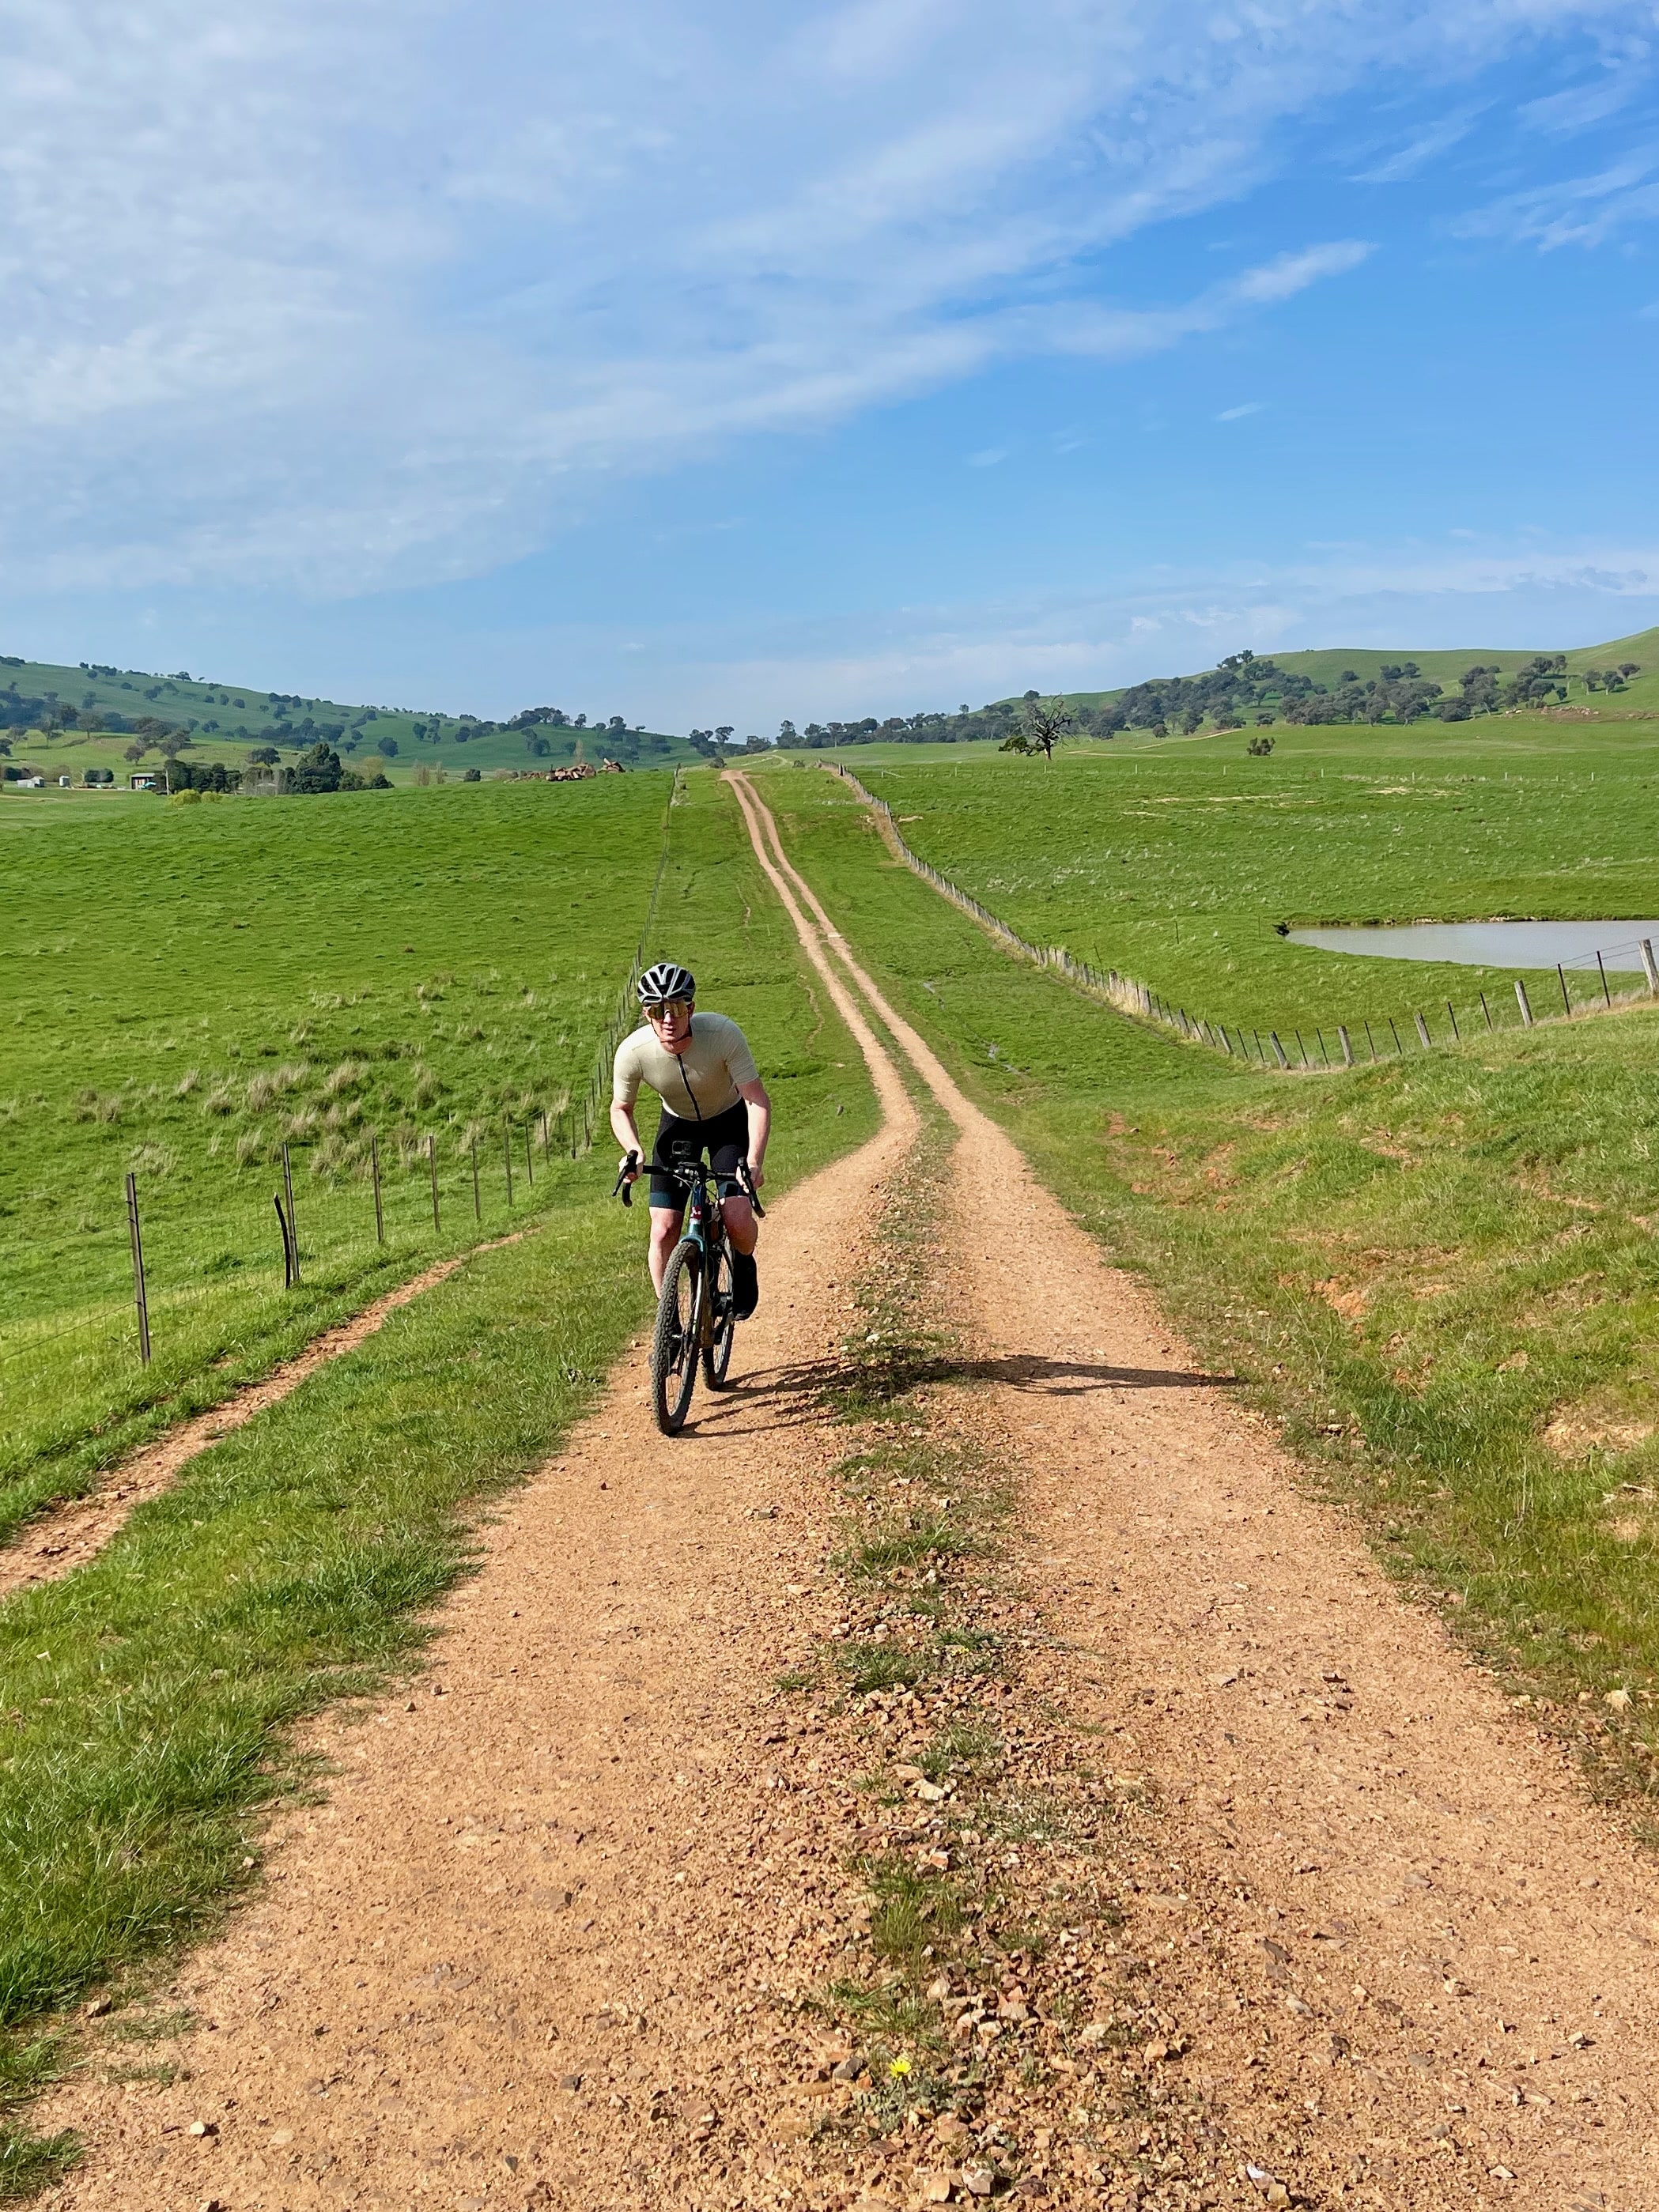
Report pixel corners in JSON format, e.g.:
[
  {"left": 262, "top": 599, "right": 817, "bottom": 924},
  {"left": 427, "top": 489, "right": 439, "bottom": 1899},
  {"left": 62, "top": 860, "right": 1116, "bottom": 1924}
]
[{"left": 776, "top": 625, "right": 1659, "bottom": 749}]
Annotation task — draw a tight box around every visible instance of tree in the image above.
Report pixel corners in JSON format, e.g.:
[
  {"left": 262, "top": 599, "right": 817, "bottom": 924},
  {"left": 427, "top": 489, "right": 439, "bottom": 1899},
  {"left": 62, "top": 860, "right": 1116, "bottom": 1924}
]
[
  {"left": 376, "top": 734, "right": 399, "bottom": 757},
  {"left": 289, "top": 742, "right": 343, "bottom": 795},
  {"left": 248, "top": 746, "right": 280, "bottom": 766},
  {"left": 1246, "top": 734, "right": 1275, "bottom": 755},
  {"left": 525, "top": 733, "right": 551, "bottom": 758},
  {"left": 1000, "top": 695, "right": 1075, "bottom": 762}
]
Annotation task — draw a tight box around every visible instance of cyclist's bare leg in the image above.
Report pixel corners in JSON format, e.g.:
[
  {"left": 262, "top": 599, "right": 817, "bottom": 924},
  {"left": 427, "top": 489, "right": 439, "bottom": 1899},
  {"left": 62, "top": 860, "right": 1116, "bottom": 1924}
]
[
  {"left": 648, "top": 1202, "right": 684, "bottom": 1295},
  {"left": 720, "top": 1193, "right": 757, "bottom": 1256}
]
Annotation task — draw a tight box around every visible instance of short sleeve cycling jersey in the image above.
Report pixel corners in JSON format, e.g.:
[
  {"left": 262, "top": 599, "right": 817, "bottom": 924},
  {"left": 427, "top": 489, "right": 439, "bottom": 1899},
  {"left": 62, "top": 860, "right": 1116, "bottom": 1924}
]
[{"left": 612, "top": 1012, "right": 759, "bottom": 1122}]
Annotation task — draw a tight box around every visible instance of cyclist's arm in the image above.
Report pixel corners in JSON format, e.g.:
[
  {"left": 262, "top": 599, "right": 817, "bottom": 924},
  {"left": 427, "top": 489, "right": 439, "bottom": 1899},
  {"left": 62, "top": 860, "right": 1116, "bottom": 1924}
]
[
  {"left": 610, "top": 1098, "right": 644, "bottom": 1170},
  {"left": 739, "top": 1076, "right": 771, "bottom": 1189}
]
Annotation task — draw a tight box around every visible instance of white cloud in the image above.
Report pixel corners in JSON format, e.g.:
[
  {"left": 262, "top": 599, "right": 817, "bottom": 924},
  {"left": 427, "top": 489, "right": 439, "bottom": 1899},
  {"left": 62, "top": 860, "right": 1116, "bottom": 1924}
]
[
  {"left": 629, "top": 538, "right": 1659, "bottom": 727},
  {"left": 0, "top": 0, "right": 1647, "bottom": 594},
  {"left": 1352, "top": 106, "right": 1487, "bottom": 183},
  {"left": 1217, "top": 402, "right": 1266, "bottom": 421},
  {"left": 1452, "top": 146, "right": 1659, "bottom": 248}
]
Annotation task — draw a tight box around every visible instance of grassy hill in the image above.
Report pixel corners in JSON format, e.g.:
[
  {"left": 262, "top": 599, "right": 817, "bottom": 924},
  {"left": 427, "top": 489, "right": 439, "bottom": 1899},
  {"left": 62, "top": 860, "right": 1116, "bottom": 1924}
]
[
  {"left": 0, "top": 652, "right": 700, "bottom": 786},
  {"left": 1059, "top": 625, "right": 1659, "bottom": 719}
]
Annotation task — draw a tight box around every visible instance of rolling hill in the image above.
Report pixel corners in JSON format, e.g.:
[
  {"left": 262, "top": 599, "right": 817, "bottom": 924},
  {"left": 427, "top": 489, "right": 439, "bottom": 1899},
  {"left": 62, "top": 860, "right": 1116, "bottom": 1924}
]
[
  {"left": 1059, "top": 625, "right": 1659, "bottom": 719},
  {"left": 0, "top": 653, "right": 700, "bottom": 781}
]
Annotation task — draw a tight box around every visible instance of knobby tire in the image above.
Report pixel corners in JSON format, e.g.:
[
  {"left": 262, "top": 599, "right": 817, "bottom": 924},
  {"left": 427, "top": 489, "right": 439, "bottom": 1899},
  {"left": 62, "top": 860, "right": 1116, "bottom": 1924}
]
[
  {"left": 702, "top": 1243, "right": 736, "bottom": 1390},
  {"left": 652, "top": 1240, "right": 702, "bottom": 1436}
]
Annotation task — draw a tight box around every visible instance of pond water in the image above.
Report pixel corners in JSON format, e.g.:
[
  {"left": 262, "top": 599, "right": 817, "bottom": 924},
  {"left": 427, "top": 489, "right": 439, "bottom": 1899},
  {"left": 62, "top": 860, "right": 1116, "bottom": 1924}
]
[{"left": 1287, "top": 919, "right": 1659, "bottom": 969}]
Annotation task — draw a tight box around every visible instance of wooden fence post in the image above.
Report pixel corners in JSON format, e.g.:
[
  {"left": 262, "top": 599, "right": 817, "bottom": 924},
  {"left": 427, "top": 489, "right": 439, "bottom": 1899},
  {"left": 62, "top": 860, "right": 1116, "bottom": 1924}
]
[
  {"left": 427, "top": 1134, "right": 440, "bottom": 1230},
  {"left": 1515, "top": 979, "right": 1533, "bottom": 1027},
  {"left": 282, "top": 1144, "right": 300, "bottom": 1281},
  {"left": 125, "top": 1172, "right": 151, "bottom": 1365},
  {"left": 1337, "top": 1025, "right": 1354, "bottom": 1067},
  {"left": 1269, "top": 1032, "right": 1289, "bottom": 1068},
  {"left": 505, "top": 1121, "right": 515, "bottom": 1206},
  {"left": 524, "top": 1123, "right": 534, "bottom": 1189},
  {"left": 1641, "top": 938, "right": 1659, "bottom": 995},
  {"left": 1414, "top": 1010, "right": 1432, "bottom": 1049},
  {"left": 371, "top": 1132, "right": 384, "bottom": 1244}
]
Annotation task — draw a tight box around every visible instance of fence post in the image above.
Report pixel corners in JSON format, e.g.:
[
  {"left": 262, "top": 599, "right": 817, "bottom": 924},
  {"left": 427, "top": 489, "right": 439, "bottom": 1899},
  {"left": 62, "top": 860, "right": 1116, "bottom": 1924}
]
[
  {"left": 125, "top": 1172, "right": 151, "bottom": 1365},
  {"left": 1337, "top": 1024, "right": 1354, "bottom": 1067},
  {"left": 505, "top": 1120, "right": 515, "bottom": 1206},
  {"left": 282, "top": 1143, "right": 300, "bottom": 1281},
  {"left": 1515, "top": 978, "right": 1533, "bottom": 1027},
  {"left": 1642, "top": 939, "right": 1659, "bottom": 996},
  {"left": 1269, "top": 1032, "right": 1289, "bottom": 1069},
  {"left": 273, "top": 1193, "right": 298, "bottom": 1288},
  {"left": 428, "top": 1133, "right": 440, "bottom": 1230},
  {"left": 1557, "top": 963, "right": 1572, "bottom": 1017},
  {"left": 540, "top": 1111, "right": 550, "bottom": 1161},
  {"left": 1445, "top": 999, "right": 1460, "bottom": 1040},
  {"left": 1414, "top": 1010, "right": 1432, "bottom": 1049},
  {"left": 1597, "top": 950, "right": 1611, "bottom": 1008},
  {"left": 1294, "top": 1030, "right": 1309, "bottom": 1066},
  {"left": 371, "top": 1132, "right": 384, "bottom": 1244},
  {"left": 1388, "top": 1018, "right": 1403, "bottom": 1055},
  {"left": 1479, "top": 991, "right": 1492, "bottom": 1032},
  {"left": 1363, "top": 1021, "right": 1377, "bottom": 1060},
  {"left": 524, "top": 1123, "right": 534, "bottom": 1189},
  {"left": 470, "top": 1134, "right": 481, "bottom": 1221}
]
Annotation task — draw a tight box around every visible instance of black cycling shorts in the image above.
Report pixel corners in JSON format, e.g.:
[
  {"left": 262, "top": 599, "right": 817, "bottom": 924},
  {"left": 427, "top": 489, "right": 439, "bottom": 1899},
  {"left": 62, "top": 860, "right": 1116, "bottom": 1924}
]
[{"left": 648, "top": 1100, "right": 750, "bottom": 1210}]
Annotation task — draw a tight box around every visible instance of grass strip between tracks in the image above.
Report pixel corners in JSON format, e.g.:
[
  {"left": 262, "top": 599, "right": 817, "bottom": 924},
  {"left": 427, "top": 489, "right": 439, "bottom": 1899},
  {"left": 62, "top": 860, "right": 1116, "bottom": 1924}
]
[
  {"left": 0, "top": 768, "right": 880, "bottom": 2195},
  {"left": 755, "top": 762, "right": 1659, "bottom": 1833}
]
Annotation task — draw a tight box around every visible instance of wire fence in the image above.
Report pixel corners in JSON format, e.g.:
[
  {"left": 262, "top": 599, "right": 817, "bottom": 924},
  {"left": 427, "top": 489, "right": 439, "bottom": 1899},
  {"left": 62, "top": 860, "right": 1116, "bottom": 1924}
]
[
  {"left": 0, "top": 772, "right": 678, "bottom": 1400},
  {"left": 828, "top": 762, "right": 1659, "bottom": 1070}
]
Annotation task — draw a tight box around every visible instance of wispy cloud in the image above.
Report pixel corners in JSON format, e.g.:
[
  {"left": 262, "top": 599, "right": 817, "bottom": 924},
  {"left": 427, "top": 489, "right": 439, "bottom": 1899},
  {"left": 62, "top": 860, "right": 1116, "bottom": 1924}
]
[
  {"left": 1452, "top": 146, "right": 1659, "bottom": 248},
  {"left": 0, "top": 0, "right": 1646, "bottom": 595},
  {"left": 1217, "top": 402, "right": 1266, "bottom": 421},
  {"left": 1352, "top": 106, "right": 1487, "bottom": 183},
  {"left": 653, "top": 538, "right": 1659, "bottom": 727}
]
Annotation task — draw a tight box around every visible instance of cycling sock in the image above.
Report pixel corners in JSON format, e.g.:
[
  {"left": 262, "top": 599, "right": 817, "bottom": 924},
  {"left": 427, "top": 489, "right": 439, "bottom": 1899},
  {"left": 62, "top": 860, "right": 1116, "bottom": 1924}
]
[{"left": 732, "top": 1248, "right": 759, "bottom": 1319}]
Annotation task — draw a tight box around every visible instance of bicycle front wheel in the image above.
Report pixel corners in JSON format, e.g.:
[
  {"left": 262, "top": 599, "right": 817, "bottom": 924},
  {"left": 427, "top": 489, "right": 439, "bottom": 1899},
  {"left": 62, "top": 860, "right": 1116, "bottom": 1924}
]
[
  {"left": 702, "top": 1242, "right": 736, "bottom": 1390},
  {"left": 651, "top": 1240, "right": 702, "bottom": 1435}
]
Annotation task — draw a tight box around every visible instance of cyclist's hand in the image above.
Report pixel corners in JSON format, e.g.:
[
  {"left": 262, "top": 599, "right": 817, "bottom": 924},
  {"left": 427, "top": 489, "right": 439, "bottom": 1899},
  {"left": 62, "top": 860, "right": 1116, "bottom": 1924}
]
[
  {"left": 747, "top": 1161, "right": 765, "bottom": 1193},
  {"left": 618, "top": 1150, "right": 641, "bottom": 1182}
]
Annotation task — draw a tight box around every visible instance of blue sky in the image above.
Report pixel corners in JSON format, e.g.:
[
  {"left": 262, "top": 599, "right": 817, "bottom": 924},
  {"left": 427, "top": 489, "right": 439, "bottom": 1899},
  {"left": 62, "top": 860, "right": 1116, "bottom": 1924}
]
[{"left": 3, "top": 0, "right": 1658, "bottom": 729}]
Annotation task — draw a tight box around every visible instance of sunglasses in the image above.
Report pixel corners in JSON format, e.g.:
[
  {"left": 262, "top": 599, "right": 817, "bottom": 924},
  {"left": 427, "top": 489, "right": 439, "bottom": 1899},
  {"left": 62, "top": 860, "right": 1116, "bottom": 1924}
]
[{"left": 644, "top": 998, "right": 692, "bottom": 1021}]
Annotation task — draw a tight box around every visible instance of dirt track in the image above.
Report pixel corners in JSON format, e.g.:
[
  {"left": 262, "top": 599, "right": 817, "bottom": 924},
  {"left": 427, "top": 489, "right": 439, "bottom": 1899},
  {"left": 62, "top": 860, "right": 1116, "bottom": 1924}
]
[{"left": 37, "top": 775, "right": 1659, "bottom": 2212}]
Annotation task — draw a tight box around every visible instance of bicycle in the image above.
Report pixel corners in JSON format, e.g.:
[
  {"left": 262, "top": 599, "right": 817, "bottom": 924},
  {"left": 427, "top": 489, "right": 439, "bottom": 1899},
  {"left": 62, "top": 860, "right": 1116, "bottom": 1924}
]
[{"left": 614, "top": 1151, "right": 765, "bottom": 1436}]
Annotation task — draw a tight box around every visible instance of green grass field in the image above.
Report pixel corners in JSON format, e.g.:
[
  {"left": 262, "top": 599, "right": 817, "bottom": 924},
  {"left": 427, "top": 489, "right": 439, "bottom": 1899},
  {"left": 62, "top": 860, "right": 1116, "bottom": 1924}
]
[
  {"left": 844, "top": 720, "right": 1659, "bottom": 1044},
  {"left": 0, "top": 775, "right": 688, "bottom": 1535},
  {"left": 755, "top": 759, "right": 1659, "bottom": 1818},
  {"left": 0, "top": 768, "right": 879, "bottom": 2182}
]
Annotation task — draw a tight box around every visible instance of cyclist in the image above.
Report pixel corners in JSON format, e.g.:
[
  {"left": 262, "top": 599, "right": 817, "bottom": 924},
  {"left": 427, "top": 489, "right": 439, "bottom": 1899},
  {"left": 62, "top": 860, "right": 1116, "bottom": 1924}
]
[{"left": 610, "top": 961, "right": 769, "bottom": 1315}]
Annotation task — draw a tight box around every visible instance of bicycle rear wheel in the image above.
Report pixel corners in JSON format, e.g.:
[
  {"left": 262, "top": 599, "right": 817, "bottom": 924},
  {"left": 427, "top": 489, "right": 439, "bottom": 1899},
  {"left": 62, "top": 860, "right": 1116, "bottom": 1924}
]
[
  {"left": 701, "top": 1242, "right": 736, "bottom": 1389},
  {"left": 651, "top": 1240, "right": 702, "bottom": 1435}
]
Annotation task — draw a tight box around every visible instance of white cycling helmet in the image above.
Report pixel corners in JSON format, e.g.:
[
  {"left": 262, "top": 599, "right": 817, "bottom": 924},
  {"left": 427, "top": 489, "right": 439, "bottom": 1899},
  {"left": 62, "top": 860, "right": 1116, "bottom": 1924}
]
[{"left": 637, "top": 960, "right": 696, "bottom": 1005}]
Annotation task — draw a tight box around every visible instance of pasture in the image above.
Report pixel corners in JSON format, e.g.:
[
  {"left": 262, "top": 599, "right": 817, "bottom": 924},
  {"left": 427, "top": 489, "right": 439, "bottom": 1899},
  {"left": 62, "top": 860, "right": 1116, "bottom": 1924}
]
[
  {"left": 0, "top": 774, "right": 679, "bottom": 1532},
  {"left": 757, "top": 757, "right": 1659, "bottom": 1803},
  {"left": 842, "top": 719, "right": 1659, "bottom": 1043}
]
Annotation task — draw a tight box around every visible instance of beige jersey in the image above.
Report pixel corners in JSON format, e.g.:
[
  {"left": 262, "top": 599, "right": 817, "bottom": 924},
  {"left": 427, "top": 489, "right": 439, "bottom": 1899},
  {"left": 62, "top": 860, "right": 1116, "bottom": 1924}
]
[{"left": 612, "top": 1011, "right": 759, "bottom": 1121}]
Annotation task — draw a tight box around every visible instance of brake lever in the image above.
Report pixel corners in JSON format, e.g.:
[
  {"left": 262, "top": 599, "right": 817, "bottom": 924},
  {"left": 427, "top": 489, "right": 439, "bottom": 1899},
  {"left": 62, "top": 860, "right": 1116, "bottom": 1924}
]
[{"left": 612, "top": 1152, "right": 641, "bottom": 1208}]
